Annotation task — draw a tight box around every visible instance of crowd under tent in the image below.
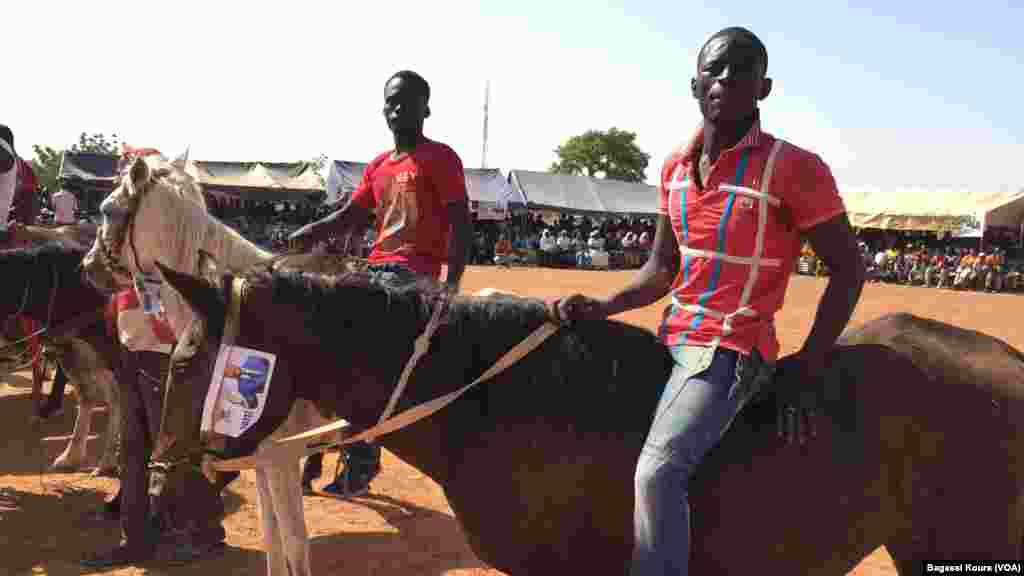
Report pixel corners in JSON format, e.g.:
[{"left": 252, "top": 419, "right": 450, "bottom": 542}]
[
  {"left": 185, "top": 160, "right": 325, "bottom": 205},
  {"left": 57, "top": 151, "right": 120, "bottom": 213},
  {"left": 507, "top": 169, "right": 658, "bottom": 217},
  {"left": 327, "top": 161, "right": 527, "bottom": 220}
]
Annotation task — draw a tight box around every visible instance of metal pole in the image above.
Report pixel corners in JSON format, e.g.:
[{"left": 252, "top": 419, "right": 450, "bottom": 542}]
[{"left": 481, "top": 80, "right": 490, "bottom": 169}]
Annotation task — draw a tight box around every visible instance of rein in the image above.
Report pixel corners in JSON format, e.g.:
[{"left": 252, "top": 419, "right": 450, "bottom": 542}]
[{"left": 209, "top": 277, "right": 561, "bottom": 472}]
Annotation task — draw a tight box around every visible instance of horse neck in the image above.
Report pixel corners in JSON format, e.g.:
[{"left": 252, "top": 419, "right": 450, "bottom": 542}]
[
  {"left": 150, "top": 191, "right": 274, "bottom": 274},
  {"left": 2, "top": 252, "right": 101, "bottom": 325},
  {"left": 141, "top": 190, "right": 273, "bottom": 336}
]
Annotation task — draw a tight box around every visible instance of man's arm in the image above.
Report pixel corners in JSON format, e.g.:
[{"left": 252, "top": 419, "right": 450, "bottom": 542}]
[
  {"left": 289, "top": 200, "right": 371, "bottom": 247},
  {"left": 444, "top": 200, "right": 472, "bottom": 289},
  {"left": 799, "top": 213, "right": 865, "bottom": 357}
]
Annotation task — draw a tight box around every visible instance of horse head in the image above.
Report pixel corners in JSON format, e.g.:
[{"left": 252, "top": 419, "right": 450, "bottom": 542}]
[
  {"left": 82, "top": 154, "right": 204, "bottom": 294},
  {"left": 149, "top": 255, "right": 431, "bottom": 509}
]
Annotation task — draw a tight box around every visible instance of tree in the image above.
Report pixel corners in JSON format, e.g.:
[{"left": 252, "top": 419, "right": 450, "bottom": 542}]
[
  {"left": 30, "top": 132, "right": 121, "bottom": 195},
  {"left": 303, "top": 153, "right": 328, "bottom": 187},
  {"left": 30, "top": 145, "right": 63, "bottom": 196},
  {"left": 549, "top": 127, "right": 651, "bottom": 183}
]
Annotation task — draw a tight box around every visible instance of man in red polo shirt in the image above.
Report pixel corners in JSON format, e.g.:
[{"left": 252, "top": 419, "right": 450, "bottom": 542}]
[
  {"left": 556, "top": 28, "right": 865, "bottom": 575},
  {"left": 290, "top": 70, "right": 473, "bottom": 497}
]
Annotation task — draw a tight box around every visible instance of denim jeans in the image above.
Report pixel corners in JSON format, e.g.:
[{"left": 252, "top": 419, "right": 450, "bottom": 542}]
[
  {"left": 631, "top": 344, "right": 772, "bottom": 576},
  {"left": 366, "top": 263, "right": 421, "bottom": 286}
]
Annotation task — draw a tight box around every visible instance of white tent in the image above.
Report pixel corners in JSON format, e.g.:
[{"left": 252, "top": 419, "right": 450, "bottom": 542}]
[{"left": 840, "top": 186, "right": 1024, "bottom": 234}]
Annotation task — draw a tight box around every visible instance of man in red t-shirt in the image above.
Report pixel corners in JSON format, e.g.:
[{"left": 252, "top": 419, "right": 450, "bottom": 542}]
[
  {"left": 290, "top": 70, "right": 473, "bottom": 497},
  {"left": 555, "top": 28, "right": 865, "bottom": 575}
]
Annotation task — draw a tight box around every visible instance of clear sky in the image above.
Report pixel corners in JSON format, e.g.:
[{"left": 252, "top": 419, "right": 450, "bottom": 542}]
[{"left": 7, "top": 1, "right": 1022, "bottom": 191}]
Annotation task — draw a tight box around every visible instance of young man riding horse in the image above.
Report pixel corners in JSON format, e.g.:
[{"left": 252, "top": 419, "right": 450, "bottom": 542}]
[
  {"left": 556, "top": 28, "right": 866, "bottom": 575},
  {"left": 290, "top": 70, "right": 473, "bottom": 497}
]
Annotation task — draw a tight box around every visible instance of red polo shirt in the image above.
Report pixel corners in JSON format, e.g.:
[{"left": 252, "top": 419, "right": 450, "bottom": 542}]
[{"left": 657, "top": 120, "right": 846, "bottom": 361}]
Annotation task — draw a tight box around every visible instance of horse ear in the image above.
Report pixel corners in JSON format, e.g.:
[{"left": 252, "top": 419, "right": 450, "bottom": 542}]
[
  {"left": 196, "top": 249, "right": 222, "bottom": 284},
  {"left": 155, "top": 260, "right": 224, "bottom": 323},
  {"left": 129, "top": 157, "right": 151, "bottom": 190}
]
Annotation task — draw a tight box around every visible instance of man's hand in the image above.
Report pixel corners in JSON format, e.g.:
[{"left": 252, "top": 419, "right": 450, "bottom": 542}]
[
  {"left": 288, "top": 220, "right": 330, "bottom": 251},
  {"left": 554, "top": 294, "right": 609, "bottom": 325},
  {"left": 774, "top": 348, "right": 827, "bottom": 445}
]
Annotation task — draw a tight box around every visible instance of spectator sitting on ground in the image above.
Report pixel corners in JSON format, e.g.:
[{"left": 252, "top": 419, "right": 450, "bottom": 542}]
[
  {"left": 638, "top": 230, "right": 651, "bottom": 252},
  {"left": 493, "top": 233, "right": 513, "bottom": 267},
  {"left": 587, "top": 228, "right": 606, "bottom": 252},
  {"left": 556, "top": 229, "right": 573, "bottom": 266},
  {"left": 622, "top": 230, "right": 637, "bottom": 250},
  {"left": 557, "top": 229, "right": 572, "bottom": 250},
  {"left": 539, "top": 229, "right": 558, "bottom": 266}
]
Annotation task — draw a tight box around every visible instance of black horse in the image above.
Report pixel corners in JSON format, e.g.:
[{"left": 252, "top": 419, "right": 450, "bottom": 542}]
[{"left": 153, "top": 261, "right": 1024, "bottom": 574}]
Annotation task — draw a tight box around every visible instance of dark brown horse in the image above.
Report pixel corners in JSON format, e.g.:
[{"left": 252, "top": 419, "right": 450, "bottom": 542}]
[
  {"left": 152, "top": 261, "right": 1024, "bottom": 575},
  {"left": 0, "top": 241, "right": 121, "bottom": 474}
]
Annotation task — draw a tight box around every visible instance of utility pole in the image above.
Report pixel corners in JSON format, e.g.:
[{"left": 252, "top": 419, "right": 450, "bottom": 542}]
[{"left": 481, "top": 80, "right": 490, "bottom": 169}]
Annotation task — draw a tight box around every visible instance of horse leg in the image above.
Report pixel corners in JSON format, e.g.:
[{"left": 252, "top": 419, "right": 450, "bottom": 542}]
[
  {"left": 38, "top": 362, "right": 68, "bottom": 419},
  {"left": 52, "top": 396, "right": 94, "bottom": 472},
  {"left": 301, "top": 452, "right": 323, "bottom": 493},
  {"left": 254, "top": 466, "right": 290, "bottom": 576},
  {"left": 93, "top": 372, "right": 121, "bottom": 477},
  {"left": 266, "top": 459, "right": 312, "bottom": 576}
]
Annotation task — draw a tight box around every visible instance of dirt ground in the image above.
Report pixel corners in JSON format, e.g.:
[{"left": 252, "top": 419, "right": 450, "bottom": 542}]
[{"left": 3, "top": 266, "right": 1021, "bottom": 575}]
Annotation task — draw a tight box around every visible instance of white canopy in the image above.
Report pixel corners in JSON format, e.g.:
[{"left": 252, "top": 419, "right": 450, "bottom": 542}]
[{"left": 841, "top": 187, "right": 1024, "bottom": 233}]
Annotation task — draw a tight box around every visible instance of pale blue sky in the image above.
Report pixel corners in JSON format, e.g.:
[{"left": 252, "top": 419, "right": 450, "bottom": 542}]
[{"left": 8, "top": 1, "right": 1022, "bottom": 191}]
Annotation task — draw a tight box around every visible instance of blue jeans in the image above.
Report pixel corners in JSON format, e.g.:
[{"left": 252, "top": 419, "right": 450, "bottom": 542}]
[
  {"left": 366, "top": 263, "right": 422, "bottom": 286},
  {"left": 631, "top": 344, "right": 771, "bottom": 576}
]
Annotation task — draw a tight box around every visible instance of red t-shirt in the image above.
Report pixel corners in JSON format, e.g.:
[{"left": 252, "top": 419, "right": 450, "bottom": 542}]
[
  {"left": 350, "top": 138, "right": 468, "bottom": 278},
  {"left": 13, "top": 159, "right": 39, "bottom": 225}
]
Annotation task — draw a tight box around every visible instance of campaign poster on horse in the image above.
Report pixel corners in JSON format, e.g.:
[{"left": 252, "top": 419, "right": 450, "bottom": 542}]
[{"left": 201, "top": 345, "right": 277, "bottom": 438}]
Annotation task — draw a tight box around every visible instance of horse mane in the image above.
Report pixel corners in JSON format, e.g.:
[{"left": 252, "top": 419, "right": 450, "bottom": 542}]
[
  {"left": 136, "top": 157, "right": 272, "bottom": 270},
  {"left": 241, "top": 266, "right": 676, "bottom": 433}
]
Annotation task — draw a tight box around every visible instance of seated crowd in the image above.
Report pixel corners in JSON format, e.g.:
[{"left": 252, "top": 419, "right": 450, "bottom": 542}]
[
  {"left": 468, "top": 212, "right": 656, "bottom": 270},
  {"left": 799, "top": 231, "right": 1024, "bottom": 293}
]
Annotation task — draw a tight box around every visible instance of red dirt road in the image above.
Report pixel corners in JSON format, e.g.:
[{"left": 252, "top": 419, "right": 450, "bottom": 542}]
[{"left": 4, "top": 266, "right": 1020, "bottom": 575}]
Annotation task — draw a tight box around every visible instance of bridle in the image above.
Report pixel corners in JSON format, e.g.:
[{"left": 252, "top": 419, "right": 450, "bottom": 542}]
[
  {"left": 95, "top": 156, "right": 180, "bottom": 284},
  {"left": 93, "top": 173, "right": 148, "bottom": 282}
]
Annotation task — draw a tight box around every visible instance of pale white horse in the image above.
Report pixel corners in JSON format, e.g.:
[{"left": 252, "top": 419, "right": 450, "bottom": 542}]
[
  {"left": 82, "top": 155, "right": 330, "bottom": 576},
  {"left": 81, "top": 154, "right": 523, "bottom": 575}
]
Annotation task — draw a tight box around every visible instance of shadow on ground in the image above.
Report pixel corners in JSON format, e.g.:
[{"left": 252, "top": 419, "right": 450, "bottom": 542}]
[
  {"left": 309, "top": 492, "right": 486, "bottom": 574},
  {"left": 0, "top": 483, "right": 253, "bottom": 576}
]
